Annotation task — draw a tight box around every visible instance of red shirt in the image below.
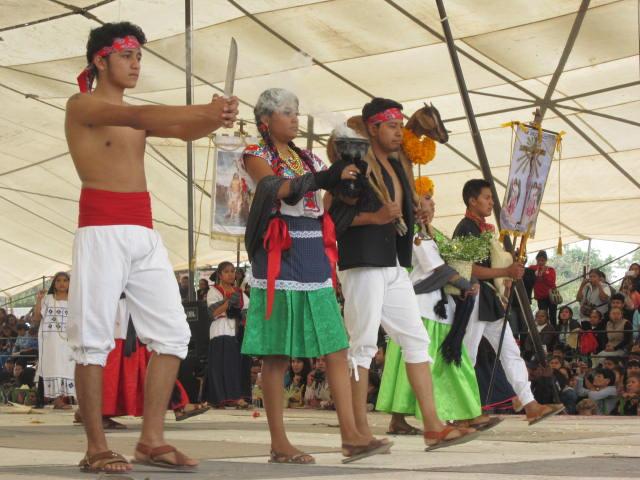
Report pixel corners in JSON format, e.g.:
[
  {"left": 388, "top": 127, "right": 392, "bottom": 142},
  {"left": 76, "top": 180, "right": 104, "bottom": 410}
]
[{"left": 529, "top": 265, "right": 556, "bottom": 300}]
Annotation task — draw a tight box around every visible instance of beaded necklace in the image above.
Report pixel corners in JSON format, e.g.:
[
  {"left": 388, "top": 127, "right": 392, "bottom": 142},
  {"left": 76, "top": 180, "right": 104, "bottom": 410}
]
[{"left": 278, "top": 146, "right": 306, "bottom": 176}]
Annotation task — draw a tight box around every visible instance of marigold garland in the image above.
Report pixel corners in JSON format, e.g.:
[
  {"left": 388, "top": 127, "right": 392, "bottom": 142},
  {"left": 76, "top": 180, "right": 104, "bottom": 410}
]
[
  {"left": 402, "top": 128, "right": 436, "bottom": 165},
  {"left": 414, "top": 176, "right": 434, "bottom": 196}
]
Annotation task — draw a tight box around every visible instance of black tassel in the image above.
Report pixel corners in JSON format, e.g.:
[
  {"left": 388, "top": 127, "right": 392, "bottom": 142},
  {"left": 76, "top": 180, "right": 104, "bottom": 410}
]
[
  {"left": 123, "top": 315, "right": 138, "bottom": 357},
  {"left": 440, "top": 295, "right": 475, "bottom": 366},
  {"left": 433, "top": 288, "right": 448, "bottom": 320}
]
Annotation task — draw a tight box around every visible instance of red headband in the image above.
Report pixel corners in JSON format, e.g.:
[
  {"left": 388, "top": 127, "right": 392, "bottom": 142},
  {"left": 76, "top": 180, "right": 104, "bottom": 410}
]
[
  {"left": 366, "top": 107, "right": 403, "bottom": 125},
  {"left": 76, "top": 35, "right": 142, "bottom": 93}
]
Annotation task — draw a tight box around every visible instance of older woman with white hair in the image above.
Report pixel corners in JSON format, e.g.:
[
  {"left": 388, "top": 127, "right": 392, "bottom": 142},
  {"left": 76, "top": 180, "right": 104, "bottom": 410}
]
[{"left": 241, "top": 88, "right": 389, "bottom": 464}]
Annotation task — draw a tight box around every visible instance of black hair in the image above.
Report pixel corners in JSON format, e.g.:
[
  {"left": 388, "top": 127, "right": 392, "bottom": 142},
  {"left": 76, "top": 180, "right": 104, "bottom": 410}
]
[
  {"left": 47, "top": 272, "right": 70, "bottom": 295},
  {"left": 362, "top": 97, "right": 403, "bottom": 123},
  {"left": 287, "top": 358, "right": 311, "bottom": 385},
  {"left": 590, "top": 308, "right": 603, "bottom": 320},
  {"left": 85, "top": 22, "right": 147, "bottom": 77},
  {"left": 462, "top": 179, "right": 492, "bottom": 207},
  {"left": 597, "top": 368, "right": 616, "bottom": 386},
  {"left": 558, "top": 306, "right": 573, "bottom": 321},
  {"left": 610, "top": 293, "right": 626, "bottom": 303},
  {"left": 536, "top": 250, "right": 548, "bottom": 260},
  {"left": 14, "top": 357, "right": 27, "bottom": 368},
  {"left": 214, "top": 261, "right": 235, "bottom": 285},
  {"left": 589, "top": 268, "right": 606, "bottom": 281}
]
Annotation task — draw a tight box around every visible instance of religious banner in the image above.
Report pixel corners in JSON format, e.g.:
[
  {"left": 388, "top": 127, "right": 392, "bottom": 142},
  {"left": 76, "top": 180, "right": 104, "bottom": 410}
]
[
  {"left": 210, "top": 134, "right": 256, "bottom": 240},
  {"left": 500, "top": 124, "right": 561, "bottom": 237}
]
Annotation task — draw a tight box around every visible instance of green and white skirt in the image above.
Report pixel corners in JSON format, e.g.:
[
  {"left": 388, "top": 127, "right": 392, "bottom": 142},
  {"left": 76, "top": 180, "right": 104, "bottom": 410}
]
[{"left": 242, "top": 215, "right": 348, "bottom": 358}]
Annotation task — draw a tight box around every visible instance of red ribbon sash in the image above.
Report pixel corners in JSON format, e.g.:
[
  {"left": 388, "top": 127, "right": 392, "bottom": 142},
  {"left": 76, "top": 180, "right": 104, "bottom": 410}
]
[
  {"left": 263, "top": 217, "right": 292, "bottom": 319},
  {"left": 322, "top": 214, "right": 338, "bottom": 290}
]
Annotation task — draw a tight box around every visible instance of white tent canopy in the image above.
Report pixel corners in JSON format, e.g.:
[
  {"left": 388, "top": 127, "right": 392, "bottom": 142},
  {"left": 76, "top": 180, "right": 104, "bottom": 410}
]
[{"left": 0, "top": 0, "right": 638, "bottom": 294}]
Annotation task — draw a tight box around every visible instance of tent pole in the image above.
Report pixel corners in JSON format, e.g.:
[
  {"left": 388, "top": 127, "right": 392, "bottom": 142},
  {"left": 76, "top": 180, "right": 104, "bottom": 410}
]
[
  {"left": 185, "top": 0, "right": 196, "bottom": 301},
  {"left": 306, "top": 115, "right": 314, "bottom": 152},
  {"left": 435, "top": 0, "right": 553, "bottom": 401}
]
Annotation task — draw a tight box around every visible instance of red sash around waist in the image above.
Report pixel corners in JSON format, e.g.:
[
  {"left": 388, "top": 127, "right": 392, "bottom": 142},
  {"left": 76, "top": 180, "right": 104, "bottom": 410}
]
[
  {"left": 262, "top": 214, "right": 338, "bottom": 320},
  {"left": 78, "top": 188, "right": 153, "bottom": 228}
]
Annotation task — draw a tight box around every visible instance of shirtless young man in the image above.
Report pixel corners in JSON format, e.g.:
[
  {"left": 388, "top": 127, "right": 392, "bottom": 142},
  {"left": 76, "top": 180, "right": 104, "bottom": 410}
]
[{"left": 65, "top": 22, "right": 238, "bottom": 473}]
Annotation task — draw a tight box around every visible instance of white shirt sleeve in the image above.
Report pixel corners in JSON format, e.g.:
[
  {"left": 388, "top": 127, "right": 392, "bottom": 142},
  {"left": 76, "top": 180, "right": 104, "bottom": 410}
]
[
  {"left": 40, "top": 295, "right": 52, "bottom": 318},
  {"left": 413, "top": 239, "right": 445, "bottom": 276},
  {"left": 242, "top": 292, "right": 250, "bottom": 310},
  {"left": 206, "top": 287, "right": 224, "bottom": 306}
]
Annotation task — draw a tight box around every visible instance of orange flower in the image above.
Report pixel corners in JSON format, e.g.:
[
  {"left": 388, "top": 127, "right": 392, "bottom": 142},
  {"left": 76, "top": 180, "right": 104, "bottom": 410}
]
[
  {"left": 402, "top": 128, "right": 436, "bottom": 165},
  {"left": 415, "top": 176, "right": 434, "bottom": 196}
]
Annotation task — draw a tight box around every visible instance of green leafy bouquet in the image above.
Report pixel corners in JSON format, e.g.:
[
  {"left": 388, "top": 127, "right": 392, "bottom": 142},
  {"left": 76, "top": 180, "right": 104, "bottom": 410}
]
[{"left": 433, "top": 231, "right": 492, "bottom": 295}]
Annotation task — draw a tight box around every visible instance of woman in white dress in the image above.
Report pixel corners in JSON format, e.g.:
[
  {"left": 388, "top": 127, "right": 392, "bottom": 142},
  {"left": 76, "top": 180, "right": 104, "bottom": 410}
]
[{"left": 34, "top": 272, "right": 76, "bottom": 408}]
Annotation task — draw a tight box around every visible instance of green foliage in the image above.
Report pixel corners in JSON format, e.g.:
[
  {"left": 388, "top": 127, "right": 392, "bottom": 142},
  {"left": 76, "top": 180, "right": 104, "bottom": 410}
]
[
  {"left": 545, "top": 244, "right": 615, "bottom": 307},
  {"left": 435, "top": 231, "right": 492, "bottom": 263}
]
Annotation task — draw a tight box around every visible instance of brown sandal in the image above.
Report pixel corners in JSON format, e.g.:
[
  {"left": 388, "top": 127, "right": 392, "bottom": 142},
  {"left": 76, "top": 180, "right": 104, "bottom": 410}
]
[
  {"left": 470, "top": 416, "right": 503, "bottom": 432},
  {"left": 133, "top": 442, "right": 198, "bottom": 471},
  {"left": 424, "top": 426, "right": 479, "bottom": 452},
  {"left": 269, "top": 450, "right": 315, "bottom": 464},
  {"left": 527, "top": 403, "right": 565, "bottom": 425},
  {"left": 79, "top": 450, "right": 131, "bottom": 473},
  {"left": 341, "top": 439, "right": 393, "bottom": 464},
  {"left": 103, "top": 417, "right": 128, "bottom": 430},
  {"left": 386, "top": 425, "right": 422, "bottom": 435},
  {"left": 174, "top": 403, "right": 210, "bottom": 421}
]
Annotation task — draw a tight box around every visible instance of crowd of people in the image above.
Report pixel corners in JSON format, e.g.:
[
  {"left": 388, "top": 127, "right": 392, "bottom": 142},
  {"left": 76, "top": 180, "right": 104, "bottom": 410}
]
[
  {"left": 177, "top": 257, "right": 640, "bottom": 419},
  {"left": 3, "top": 258, "right": 638, "bottom": 420}
]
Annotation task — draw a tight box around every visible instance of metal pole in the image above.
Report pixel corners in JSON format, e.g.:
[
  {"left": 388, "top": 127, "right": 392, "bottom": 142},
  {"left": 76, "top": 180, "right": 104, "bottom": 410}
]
[
  {"left": 435, "top": 0, "right": 549, "bottom": 373},
  {"left": 538, "top": 0, "right": 590, "bottom": 119},
  {"left": 306, "top": 115, "right": 314, "bottom": 152},
  {"left": 185, "top": 0, "right": 196, "bottom": 302},
  {"left": 586, "top": 238, "right": 592, "bottom": 272}
]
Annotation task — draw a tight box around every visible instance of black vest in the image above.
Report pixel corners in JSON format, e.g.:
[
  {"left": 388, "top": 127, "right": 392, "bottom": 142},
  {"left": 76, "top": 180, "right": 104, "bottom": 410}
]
[{"left": 337, "top": 156, "right": 414, "bottom": 270}]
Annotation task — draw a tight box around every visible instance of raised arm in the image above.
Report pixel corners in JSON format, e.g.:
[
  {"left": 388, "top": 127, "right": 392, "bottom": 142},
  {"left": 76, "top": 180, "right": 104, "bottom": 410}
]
[
  {"left": 66, "top": 93, "right": 237, "bottom": 140},
  {"left": 245, "top": 154, "right": 356, "bottom": 201}
]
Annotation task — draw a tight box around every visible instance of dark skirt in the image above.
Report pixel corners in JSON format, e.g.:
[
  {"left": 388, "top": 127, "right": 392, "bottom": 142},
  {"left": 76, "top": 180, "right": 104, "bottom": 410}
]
[
  {"left": 475, "top": 337, "right": 516, "bottom": 408},
  {"left": 207, "top": 335, "right": 243, "bottom": 406}
]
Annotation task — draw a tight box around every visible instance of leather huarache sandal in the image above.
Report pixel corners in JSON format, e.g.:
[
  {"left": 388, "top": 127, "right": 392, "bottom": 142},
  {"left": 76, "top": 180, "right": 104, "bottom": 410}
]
[
  {"left": 424, "top": 426, "right": 479, "bottom": 452},
  {"left": 470, "top": 416, "right": 504, "bottom": 432},
  {"left": 341, "top": 439, "right": 393, "bottom": 464},
  {"left": 133, "top": 442, "right": 198, "bottom": 471},
  {"left": 268, "top": 450, "right": 316, "bottom": 464},
  {"left": 79, "top": 450, "right": 131, "bottom": 473},
  {"left": 174, "top": 402, "right": 210, "bottom": 421},
  {"left": 527, "top": 403, "right": 565, "bottom": 426},
  {"left": 386, "top": 425, "right": 422, "bottom": 435}
]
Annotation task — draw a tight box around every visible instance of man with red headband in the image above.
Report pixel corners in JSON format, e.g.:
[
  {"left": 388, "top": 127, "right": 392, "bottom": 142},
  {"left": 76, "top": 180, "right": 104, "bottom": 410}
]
[
  {"left": 65, "top": 22, "right": 238, "bottom": 473},
  {"left": 329, "top": 98, "right": 476, "bottom": 451}
]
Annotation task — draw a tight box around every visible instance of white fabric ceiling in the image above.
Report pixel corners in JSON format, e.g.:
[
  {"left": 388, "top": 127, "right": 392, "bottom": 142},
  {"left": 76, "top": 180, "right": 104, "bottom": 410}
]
[{"left": 0, "top": 0, "right": 638, "bottom": 294}]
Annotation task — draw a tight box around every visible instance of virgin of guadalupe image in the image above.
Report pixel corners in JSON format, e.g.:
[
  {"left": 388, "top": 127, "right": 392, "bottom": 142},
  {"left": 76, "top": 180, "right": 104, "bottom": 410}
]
[{"left": 505, "top": 178, "right": 521, "bottom": 217}]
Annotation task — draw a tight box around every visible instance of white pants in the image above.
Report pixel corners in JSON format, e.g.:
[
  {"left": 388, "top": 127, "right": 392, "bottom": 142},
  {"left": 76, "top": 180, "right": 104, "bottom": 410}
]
[
  {"left": 463, "top": 299, "right": 535, "bottom": 405},
  {"left": 68, "top": 225, "right": 191, "bottom": 366},
  {"left": 340, "top": 264, "right": 431, "bottom": 372}
]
